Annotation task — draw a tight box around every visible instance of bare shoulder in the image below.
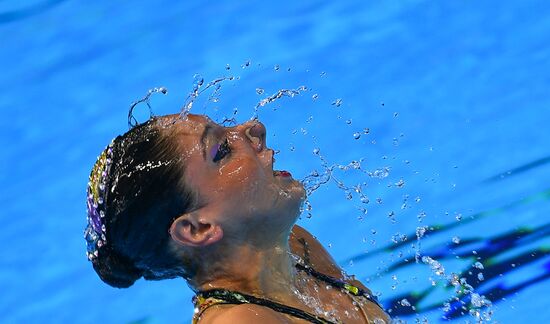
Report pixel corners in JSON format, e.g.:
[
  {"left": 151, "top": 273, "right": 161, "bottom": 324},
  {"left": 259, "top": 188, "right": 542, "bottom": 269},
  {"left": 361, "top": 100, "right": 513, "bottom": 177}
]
[
  {"left": 290, "top": 224, "right": 343, "bottom": 278},
  {"left": 197, "top": 303, "right": 289, "bottom": 324},
  {"left": 290, "top": 225, "right": 374, "bottom": 294}
]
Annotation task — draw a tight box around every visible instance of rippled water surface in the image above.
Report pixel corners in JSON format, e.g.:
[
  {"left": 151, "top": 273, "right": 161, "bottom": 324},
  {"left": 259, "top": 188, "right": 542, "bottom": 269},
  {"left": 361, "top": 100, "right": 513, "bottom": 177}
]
[{"left": 1, "top": 1, "right": 549, "bottom": 323}]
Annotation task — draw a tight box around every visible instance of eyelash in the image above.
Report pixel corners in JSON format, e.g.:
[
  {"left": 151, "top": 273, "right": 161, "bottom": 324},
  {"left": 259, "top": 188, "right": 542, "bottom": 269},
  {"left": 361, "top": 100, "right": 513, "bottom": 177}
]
[{"left": 212, "top": 139, "right": 231, "bottom": 162}]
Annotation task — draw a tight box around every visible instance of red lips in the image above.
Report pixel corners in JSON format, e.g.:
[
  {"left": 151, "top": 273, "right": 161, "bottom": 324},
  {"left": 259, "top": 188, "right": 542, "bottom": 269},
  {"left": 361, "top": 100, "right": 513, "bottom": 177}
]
[{"left": 274, "top": 170, "right": 291, "bottom": 177}]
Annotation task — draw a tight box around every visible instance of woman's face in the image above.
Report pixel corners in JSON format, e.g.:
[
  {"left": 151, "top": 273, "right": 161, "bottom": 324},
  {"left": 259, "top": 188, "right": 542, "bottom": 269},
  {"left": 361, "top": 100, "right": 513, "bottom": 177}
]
[{"left": 163, "top": 114, "right": 305, "bottom": 238}]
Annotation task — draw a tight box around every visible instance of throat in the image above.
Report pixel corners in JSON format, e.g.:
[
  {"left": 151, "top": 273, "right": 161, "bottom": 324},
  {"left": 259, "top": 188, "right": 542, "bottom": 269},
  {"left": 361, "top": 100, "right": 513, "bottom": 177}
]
[{"left": 194, "top": 242, "right": 299, "bottom": 301}]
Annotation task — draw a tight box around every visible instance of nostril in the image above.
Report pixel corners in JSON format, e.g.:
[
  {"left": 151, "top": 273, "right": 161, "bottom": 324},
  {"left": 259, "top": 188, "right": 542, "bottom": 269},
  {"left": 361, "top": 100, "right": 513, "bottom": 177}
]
[
  {"left": 245, "top": 128, "right": 260, "bottom": 145},
  {"left": 248, "top": 122, "right": 266, "bottom": 138},
  {"left": 245, "top": 122, "right": 266, "bottom": 151}
]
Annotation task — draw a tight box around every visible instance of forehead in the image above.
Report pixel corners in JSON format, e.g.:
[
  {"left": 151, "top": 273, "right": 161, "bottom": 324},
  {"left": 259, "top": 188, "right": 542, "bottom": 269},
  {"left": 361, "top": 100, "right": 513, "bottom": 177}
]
[
  {"left": 156, "top": 114, "right": 211, "bottom": 157},
  {"left": 158, "top": 113, "right": 211, "bottom": 132}
]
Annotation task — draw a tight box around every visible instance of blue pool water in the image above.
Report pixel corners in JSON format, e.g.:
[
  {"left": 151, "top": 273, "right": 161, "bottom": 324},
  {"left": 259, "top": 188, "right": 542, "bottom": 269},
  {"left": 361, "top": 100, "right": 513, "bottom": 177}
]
[{"left": 1, "top": 1, "right": 549, "bottom": 323}]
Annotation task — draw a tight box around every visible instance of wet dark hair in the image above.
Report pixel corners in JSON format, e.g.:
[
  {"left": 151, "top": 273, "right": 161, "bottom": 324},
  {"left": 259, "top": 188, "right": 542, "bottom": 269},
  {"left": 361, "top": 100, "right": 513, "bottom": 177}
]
[{"left": 91, "top": 118, "right": 197, "bottom": 288}]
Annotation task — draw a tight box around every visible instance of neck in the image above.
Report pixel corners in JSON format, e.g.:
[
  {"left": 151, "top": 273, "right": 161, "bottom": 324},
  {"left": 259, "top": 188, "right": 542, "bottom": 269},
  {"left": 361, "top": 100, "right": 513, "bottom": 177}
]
[{"left": 191, "top": 235, "right": 300, "bottom": 301}]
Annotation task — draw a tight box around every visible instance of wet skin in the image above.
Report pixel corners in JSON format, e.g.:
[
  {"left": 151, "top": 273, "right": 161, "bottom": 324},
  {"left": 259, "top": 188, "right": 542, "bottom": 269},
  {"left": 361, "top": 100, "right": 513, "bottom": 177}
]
[
  {"left": 165, "top": 114, "right": 305, "bottom": 244},
  {"left": 161, "top": 114, "right": 389, "bottom": 323}
]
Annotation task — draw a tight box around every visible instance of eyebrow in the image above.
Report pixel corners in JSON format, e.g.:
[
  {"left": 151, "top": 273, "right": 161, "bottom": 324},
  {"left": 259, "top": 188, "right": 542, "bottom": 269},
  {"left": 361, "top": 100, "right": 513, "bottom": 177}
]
[{"left": 200, "top": 124, "right": 213, "bottom": 160}]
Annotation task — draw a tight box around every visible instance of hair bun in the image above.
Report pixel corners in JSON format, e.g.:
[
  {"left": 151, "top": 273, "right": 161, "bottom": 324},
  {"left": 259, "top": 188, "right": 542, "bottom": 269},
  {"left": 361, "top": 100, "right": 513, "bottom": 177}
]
[{"left": 92, "top": 247, "right": 143, "bottom": 288}]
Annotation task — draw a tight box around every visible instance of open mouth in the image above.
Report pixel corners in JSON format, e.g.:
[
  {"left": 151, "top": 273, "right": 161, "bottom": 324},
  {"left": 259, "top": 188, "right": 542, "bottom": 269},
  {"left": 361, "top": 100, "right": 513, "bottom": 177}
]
[{"left": 269, "top": 150, "right": 292, "bottom": 178}]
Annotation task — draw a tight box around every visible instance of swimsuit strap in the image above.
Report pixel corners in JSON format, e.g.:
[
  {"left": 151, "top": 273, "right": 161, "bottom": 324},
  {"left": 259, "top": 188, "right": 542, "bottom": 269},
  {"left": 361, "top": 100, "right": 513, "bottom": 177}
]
[
  {"left": 192, "top": 289, "right": 336, "bottom": 324},
  {"left": 192, "top": 264, "right": 384, "bottom": 323},
  {"left": 294, "top": 263, "right": 384, "bottom": 310}
]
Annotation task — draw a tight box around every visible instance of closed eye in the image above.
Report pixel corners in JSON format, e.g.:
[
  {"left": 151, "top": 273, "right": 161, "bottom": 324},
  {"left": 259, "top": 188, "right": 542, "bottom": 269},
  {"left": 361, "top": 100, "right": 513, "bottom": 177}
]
[{"left": 211, "top": 139, "right": 231, "bottom": 162}]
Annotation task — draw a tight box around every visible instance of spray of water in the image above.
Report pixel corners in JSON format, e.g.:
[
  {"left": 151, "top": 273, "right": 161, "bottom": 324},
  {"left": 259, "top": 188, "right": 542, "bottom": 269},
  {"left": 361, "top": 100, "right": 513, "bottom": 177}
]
[
  {"left": 180, "top": 75, "right": 235, "bottom": 118},
  {"left": 128, "top": 86, "right": 168, "bottom": 128},
  {"left": 127, "top": 69, "right": 495, "bottom": 323}
]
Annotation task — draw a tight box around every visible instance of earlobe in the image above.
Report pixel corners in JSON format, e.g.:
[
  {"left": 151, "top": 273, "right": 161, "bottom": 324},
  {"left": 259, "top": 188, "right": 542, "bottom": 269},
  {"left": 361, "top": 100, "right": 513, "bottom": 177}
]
[{"left": 169, "top": 213, "right": 223, "bottom": 247}]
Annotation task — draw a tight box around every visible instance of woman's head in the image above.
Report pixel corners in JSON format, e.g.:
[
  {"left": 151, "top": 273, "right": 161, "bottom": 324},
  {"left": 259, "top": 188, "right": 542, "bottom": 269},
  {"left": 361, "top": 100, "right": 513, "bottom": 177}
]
[
  {"left": 85, "top": 118, "right": 197, "bottom": 288},
  {"left": 85, "top": 114, "right": 305, "bottom": 288}
]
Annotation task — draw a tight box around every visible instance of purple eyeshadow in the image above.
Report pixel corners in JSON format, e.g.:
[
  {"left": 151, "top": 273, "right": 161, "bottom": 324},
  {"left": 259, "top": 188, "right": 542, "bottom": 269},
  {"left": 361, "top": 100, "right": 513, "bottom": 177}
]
[{"left": 210, "top": 143, "right": 220, "bottom": 160}]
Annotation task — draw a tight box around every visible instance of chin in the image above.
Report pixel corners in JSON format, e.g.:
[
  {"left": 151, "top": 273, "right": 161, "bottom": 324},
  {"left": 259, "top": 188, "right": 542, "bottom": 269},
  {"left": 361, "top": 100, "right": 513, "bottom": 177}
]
[{"left": 279, "top": 184, "right": 306, "bottom": 220}]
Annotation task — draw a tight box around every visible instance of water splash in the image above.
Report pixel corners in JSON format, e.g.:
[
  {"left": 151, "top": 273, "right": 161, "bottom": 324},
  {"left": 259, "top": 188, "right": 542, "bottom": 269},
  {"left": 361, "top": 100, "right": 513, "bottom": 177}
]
[
  {"left": 420, "top": 255, "right": 493, "bottom": 322},
  {"left": 253, "top": 85, "right": 308, "bottom": 118},
  {"left": 300, "top": 150, "right": 393, "bottom": 220},
  {"left": 180, "top": 75, "right": 235, "bottom": 118},
  {"left": 128, "top": 86, "right": 168, "bottom": 128}
]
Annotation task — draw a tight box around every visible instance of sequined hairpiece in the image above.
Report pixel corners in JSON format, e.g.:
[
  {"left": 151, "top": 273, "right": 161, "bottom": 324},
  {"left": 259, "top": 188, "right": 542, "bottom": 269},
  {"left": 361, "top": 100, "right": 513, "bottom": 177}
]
[{"left": 84, "top": 141, "right": 115, "bottom": 261}]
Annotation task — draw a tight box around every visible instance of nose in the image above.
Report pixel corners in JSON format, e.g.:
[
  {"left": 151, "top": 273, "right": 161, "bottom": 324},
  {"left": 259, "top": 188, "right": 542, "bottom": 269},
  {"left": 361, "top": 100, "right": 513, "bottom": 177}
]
[{"left": 238, "top": 120, "right": 266, "bottom": 152}]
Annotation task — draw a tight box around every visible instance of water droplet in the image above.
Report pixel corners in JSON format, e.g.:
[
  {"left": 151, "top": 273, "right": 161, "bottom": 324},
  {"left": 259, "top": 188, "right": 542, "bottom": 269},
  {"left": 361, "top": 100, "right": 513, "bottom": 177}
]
[
  {"left": 471, "top": 293, "right": 483, "bottom": 307},
  {"left": 312, "top": 148, "right": 320, "bottom": 155},
  {"left": 345, "top": 119, "right": 352, "bottom": 125},
  {"left": 452, "top": 236, "right": 461, "bottom": 244},
  {"left": 241, "top": 60, "right": 251, "bottom": 68},
  {"left": 422, "top": 256, "right": 445, "bottom": 277},
  {"left": 473, "top": 262, "right": 484, "bottom": 270},
  {"left": 393, "top": 112, "right": 399, "bottom": 117},
  {"left": 400, "top": 298, "right": 411, "bottom": 307},
  {"left": 393, "top": 138, "right": 399, "bottom": 146},
  {"left": 416, "top": 226, "right": 427, "bottom": 238},
  {"left": 477, "top": 273, "right": 485, "bottom": 281},
  {"left": 363, "top": 128, "right": 370, "bottom": 134},
  {"left": 331, "top": 98, "right": 343, "bottom": 107},
  {"left": 353, "top": 132, "right": 361, "bottom": 139},
  {"left": 256, "top": 88, "right": 265, "bottom": 95},
  {"left": 320, "top": 71, "right": 326, "bottom": 77},
  {"left": 193, "top": 74, "right": 204, "bottom": 88},
  {"left": 369, "top": 167, "right": 390, "bottom": 179},
  {"left": 376, "top": 197, "right": 383, "bottom": 204},
  {"left": 349, "top": 160, "right": 361, "bottom": 169},
  {"left": 455, "top": 213, "right": 463, "bottom": 221},
  {"left": 395, "top": 179, "right": 405, "bottom": 188},
  {"left": 225, "top": 64, "right": 231, "bottom": 70},
  {"left": 311, "top": 93, "right": 319, "bottom": 100},
  {"left": 274, "top": 64, "right": 280, "bottom": 71}
]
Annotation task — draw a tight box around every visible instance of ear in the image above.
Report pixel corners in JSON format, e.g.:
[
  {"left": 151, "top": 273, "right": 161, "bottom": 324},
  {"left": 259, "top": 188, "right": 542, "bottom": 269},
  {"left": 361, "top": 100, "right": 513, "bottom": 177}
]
[{"left": 169, "top": 212, "right": 223, "bottom": 247}]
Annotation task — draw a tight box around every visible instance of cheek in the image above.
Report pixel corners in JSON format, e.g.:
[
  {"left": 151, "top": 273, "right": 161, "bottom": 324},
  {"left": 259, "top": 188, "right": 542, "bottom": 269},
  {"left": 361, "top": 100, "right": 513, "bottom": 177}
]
[{"left": 220, "top": 157, "right": 265, "bottom": 187}]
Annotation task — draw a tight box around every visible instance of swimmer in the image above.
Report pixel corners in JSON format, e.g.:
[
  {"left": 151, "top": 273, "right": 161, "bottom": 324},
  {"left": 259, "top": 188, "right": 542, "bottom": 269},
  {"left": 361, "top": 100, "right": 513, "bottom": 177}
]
[{"left": 85, "top": 113, "right": 390, "bottom": 323}]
